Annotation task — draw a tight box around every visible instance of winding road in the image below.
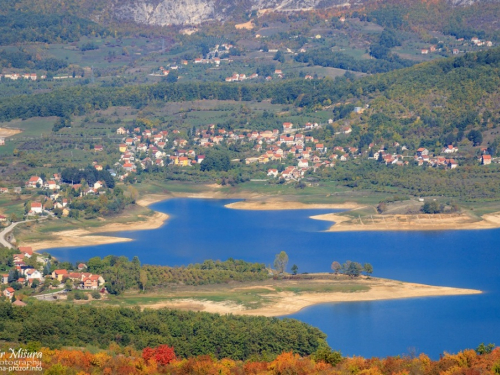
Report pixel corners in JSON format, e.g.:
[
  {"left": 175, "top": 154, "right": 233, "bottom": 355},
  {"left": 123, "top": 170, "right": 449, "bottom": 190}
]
[{"left": 0, "top": 216, "right": 48, "bottom": 249}]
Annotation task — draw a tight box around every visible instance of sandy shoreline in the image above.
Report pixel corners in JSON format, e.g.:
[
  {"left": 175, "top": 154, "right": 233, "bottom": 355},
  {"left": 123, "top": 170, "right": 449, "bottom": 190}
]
[
  {"left": 140, "top": 278, "right": 481, "bottom": 317},
  {"left": 26, "top": 211, "right": 169, "bottom": 251},
  {"left": 225, "top": 200, "right": 360, "bottom": 210},
  {"left": 311, "top": 212, "right": 500, "bottom": 232}
]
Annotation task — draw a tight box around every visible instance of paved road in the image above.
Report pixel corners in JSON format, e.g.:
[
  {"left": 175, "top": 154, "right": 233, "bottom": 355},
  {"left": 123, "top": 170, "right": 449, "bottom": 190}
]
[
  {"left": 0, "top": 221, "right": 21, "bottom": 249},
  {"left": 0, "top": 216, "right": 48, "bottom": 249}
]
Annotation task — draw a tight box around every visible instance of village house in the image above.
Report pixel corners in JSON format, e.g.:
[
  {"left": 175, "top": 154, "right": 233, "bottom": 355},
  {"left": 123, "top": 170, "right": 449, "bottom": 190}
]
[
  {"left": 123, "top": 163, "right": 136, "bottom": 172},
  {"left": 417, "top": 148, "right": 429, "bottom": 157},
  {"left": 282, "top": 122, "right": 293, "bottom": 131},
  {"left": 52, "top": 269, "right": 68, "bottom": 282},
  {"left": 447, "top": 159, "right": 458, "bottom": 169},
  {"left": 482, "top": 155, "right": 492, "bottom": 165},
  {"left": 116, "top": 127, "right": 127, "bottom": 135},
  {"left": 44, "top": 180, "right": 58, "bottom": 190},
  {"left": 3, "top": 287, "right": 15, "bottom": 299},
  {"left": 18, "top": 247, "right": 33, "bottom": 258},
  {"left": 24, "top": 269, "right": 43, "bottom": 281},
  {"left": 1, "top": 274, "right": 8, "bottom": 284},
  {"left": 442, "top": 145, "right": 458, "bottom": 153},
  {"left": 30, "top": 202, "right": 43, "bottom": 215},
  {"left": 26, "top": 176, "right": 43, "bottom": 188},
  {"left": 298, "top": 159, "right": 309, "bottom": 168},
  {"left": 267, "top": 169, "right": 279, "bottom": 177}
]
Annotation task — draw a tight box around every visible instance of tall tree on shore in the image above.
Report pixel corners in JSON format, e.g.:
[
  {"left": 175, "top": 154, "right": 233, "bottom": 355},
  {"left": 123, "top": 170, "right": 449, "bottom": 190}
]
[
  {"left": 331, "top": 261, "right": 341, "bottom": 275},
  {"left": 363, "top": 263, "right": 373, "bottom": 278},
  {"left": 274, "top": 251, "right": 289, "bottom": 274}
]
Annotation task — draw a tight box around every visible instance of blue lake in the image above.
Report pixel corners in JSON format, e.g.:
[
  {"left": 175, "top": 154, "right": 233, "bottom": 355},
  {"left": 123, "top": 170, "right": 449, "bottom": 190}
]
[{"left": 48, "top": 198, "right": 500, "bottom": 359}]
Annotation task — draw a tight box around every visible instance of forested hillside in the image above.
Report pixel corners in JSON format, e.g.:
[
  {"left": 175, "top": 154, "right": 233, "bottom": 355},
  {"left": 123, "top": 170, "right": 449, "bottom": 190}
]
[{"left": 1, "top": 47, "right": 499, "bottom": 148}]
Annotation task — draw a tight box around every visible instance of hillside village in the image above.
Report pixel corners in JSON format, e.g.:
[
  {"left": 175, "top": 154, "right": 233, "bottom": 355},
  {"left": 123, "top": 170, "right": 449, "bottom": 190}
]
[{"left": 112, "top": 118, "right": 494, "bottom": 184}]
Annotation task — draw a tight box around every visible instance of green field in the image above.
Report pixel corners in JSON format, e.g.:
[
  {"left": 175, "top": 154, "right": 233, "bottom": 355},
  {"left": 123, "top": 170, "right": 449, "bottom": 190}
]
[{"left": 89, "top": 275, "right": 372, "bottom": 311}]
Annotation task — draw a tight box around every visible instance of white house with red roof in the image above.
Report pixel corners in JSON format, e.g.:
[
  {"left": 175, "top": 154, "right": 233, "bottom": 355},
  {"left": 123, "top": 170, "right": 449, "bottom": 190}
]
[
  {"left": 3, "top": 287, "right": 15, "bottom": 298},
  {"left": 123, "top": 163, "right": 136, "bottom": 172},
  {"left": 26, "top": 176, "right": 43, "bottom": 188},
  {"left": 443, "top": 145, "right": 458, "bottom": 154},
  {"left": 417, "top": 148, "right": 429, "bottom": 157},
  {"left": 30, "top": 202, "right": 43, "bottom": 214},
  {"left": 18, "top": 247, "right": 33, "bottom": 258},
  {"left": 24, "top": 269, "right": 43, "bottom": 281},
  {"left": 267, "top": 169, "right": 279, "bottom": 177},
  {"left": 482, "top": 155, "right": 492, "bottom": 165},
  {"left": 282, "top": 122, "right": 293, "bottom": 131}
]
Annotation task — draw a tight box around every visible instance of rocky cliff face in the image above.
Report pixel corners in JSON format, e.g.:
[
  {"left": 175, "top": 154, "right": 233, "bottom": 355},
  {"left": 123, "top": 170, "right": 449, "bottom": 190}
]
[
  {"left": 113, "top": 0, "right": 218, "bottom": 26},
  {"left": 111, "top": 0, "right": 357, "bottom": 26},
  {"left": 111, "top": 0, "right": 491, "bottom": 26}
]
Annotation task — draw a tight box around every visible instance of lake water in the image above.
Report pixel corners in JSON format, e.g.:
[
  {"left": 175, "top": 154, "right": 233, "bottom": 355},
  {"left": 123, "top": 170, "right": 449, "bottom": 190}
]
[{"left": 48, "top": 198, "right": 500, "bottom": 359}]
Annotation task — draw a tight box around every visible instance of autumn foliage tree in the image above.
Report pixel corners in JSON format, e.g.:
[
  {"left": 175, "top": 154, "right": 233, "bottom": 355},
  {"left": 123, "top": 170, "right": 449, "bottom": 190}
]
[{"left": 142, "top": 345, "right": 176, "bottom": 366}]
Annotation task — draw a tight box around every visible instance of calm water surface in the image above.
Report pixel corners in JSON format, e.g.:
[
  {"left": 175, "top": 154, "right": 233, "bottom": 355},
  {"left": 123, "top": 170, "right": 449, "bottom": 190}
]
[{"left": 49, "top": 199, "right": 500, "bottom": 358}]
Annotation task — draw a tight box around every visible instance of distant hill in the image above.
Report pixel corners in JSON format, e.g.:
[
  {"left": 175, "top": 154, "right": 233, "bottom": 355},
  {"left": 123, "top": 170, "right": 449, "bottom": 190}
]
[{"left": 6, "top": 0, "right": 500, "bottom": 28}]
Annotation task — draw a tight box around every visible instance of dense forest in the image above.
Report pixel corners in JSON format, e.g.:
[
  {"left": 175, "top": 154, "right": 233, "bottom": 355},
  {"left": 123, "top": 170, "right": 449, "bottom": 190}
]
[{"left": 0, "top": 301, "right": 327, "bottom": 360}]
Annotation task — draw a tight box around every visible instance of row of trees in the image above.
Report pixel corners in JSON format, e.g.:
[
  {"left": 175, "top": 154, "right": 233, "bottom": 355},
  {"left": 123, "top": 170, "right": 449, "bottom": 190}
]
[
  {"left": 273, "top": 251, "right": 373, "bottom": 278},
  {"left": 331, "top": 261, "right": 373, "bottom": 278},
  {"left": 81, "top": 256, "right": 269, "bottom": 294}
]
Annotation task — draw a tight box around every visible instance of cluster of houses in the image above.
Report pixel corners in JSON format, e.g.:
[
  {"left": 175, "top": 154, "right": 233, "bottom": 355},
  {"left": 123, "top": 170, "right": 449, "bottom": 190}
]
[
  {"left": 1, "top": 246, "right": 106, "bottom": 303},
  {"left": 0, "top": 73, "right": 46, "bottom": 81},
  {"left": 51, "top": 267, "right": 105, "bottom": 290},
  {"left": 116, "top": 127, "right": 172, "bottom": 178},
  {"left": 19, "top": 171, "right": 112, "bottom": 216},
  {"left": 423, "top": 37, "right": 493, "bottom": 55},
  {"left": 225, "top": 69, "right": 297, "bottom": 82},
  {"left": 225, "top": 72, "right": 259, "bottom": 82},
  {"left": 470, "top": 37, "right": 493, "bottom": 47},
  {"left": 114, "top": 114, "right": 495, "bottom": 183}
]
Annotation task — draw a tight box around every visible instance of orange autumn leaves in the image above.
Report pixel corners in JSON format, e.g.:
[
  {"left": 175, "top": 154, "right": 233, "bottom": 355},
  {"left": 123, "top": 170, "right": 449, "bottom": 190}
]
[{"left": 34, "top": 345, "right": 500, "bottom": 374}]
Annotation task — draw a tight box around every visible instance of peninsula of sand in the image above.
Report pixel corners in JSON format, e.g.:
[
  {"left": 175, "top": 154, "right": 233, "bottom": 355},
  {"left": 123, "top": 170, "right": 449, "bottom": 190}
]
[
  {"left": 137, "top": 277, "right": 481, "bottom": 317},
  {"left": 310, "top": 211, "right": 500, "bottom": 232},
  {"left": 225, "top": 199, "right": 500, "bottom": 232}
]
